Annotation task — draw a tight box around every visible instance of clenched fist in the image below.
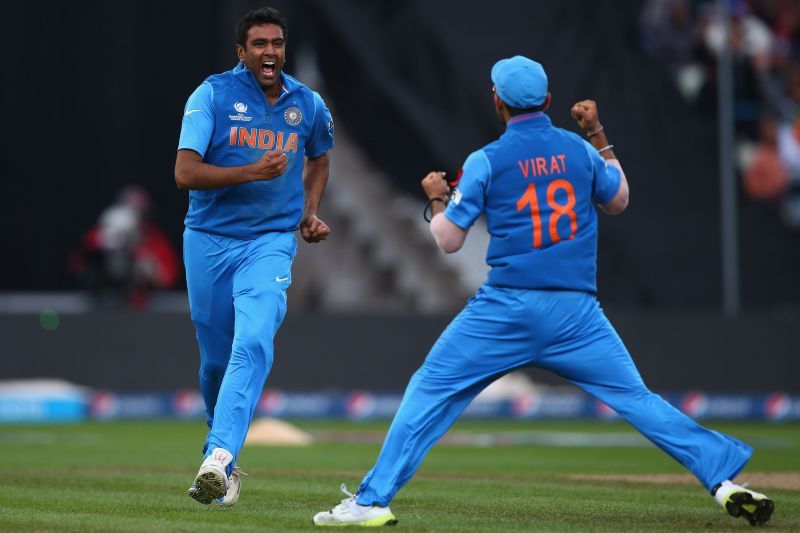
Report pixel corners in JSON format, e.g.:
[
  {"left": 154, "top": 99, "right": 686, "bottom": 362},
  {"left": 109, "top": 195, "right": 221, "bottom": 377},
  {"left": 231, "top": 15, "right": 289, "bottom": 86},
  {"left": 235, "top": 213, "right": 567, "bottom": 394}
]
[
  {"left": 249, "top": 149, "right": 288, "bottom": 181},
  {"left": 300, "top": 213, "right": 331, "bottom": 243},
  {"left": 570, "top": 100, "right": 601, "bottom": 135},
  {"left": 421, "top": 171, "right": 449, "bottom": 200}
]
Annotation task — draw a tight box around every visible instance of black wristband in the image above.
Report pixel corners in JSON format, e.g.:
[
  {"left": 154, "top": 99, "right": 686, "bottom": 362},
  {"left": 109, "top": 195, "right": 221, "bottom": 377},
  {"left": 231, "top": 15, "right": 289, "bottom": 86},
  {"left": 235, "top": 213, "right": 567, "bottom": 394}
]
[{"left": 423, "top": 196, "right": 447, "bottom": 222}]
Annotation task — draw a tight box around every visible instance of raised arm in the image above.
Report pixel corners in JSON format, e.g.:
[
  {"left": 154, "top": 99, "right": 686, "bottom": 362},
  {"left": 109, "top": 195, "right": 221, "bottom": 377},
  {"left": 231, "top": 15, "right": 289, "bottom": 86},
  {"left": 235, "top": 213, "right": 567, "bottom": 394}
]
[{"left": 571, "top": 100, "right": 629, "bottom": 215}]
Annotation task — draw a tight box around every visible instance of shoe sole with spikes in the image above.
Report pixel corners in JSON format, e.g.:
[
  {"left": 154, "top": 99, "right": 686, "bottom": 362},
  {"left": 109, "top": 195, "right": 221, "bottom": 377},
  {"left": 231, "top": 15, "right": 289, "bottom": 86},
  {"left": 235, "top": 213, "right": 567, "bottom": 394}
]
[
  {"left": 188, "top": 467, "right": 227, "bottom": 505},
  {"left": 725, "top": 491, "right": 775, "bottom": 527}
]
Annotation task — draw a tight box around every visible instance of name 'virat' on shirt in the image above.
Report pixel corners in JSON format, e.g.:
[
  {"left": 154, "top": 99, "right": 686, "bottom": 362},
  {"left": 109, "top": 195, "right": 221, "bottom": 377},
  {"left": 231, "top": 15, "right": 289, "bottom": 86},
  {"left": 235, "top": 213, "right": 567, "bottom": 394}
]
[{"left": 517, "top": 154, "right": 567, "bottom": 179}]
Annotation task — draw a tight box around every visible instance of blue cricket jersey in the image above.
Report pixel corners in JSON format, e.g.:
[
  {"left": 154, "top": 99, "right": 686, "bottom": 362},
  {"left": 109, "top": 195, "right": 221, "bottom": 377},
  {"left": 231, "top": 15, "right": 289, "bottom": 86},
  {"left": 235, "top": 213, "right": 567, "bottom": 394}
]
[
  {"left": 445, "top": 112, "right": 621, "bottom": 293},
  {"left": 178, "top": 63, "right": 334, "bottom": 239}
]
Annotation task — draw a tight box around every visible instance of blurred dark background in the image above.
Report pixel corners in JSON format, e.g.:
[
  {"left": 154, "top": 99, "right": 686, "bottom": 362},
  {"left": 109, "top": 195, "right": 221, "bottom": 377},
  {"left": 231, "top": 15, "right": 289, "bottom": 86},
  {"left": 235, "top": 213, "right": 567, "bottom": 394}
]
[
  {"left": 2, "top": 0, "right": 799, "bottom": 391},
  {"left": 2, "top": 0, "right": 800, "bottom": 308}
]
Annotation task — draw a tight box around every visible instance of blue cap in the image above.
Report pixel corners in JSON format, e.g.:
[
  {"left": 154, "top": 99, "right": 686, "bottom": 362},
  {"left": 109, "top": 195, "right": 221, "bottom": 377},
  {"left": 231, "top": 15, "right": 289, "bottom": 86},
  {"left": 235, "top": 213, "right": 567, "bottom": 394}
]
[{"left": 491, "top": 56, "right": 548, "bottom": 108}]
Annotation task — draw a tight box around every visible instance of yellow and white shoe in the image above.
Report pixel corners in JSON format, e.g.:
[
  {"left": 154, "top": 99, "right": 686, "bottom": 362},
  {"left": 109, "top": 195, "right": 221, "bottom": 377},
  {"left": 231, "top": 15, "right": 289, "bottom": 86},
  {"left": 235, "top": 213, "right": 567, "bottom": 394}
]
[
  {"left": 217, "top": 465, "right": 247, "bottom": 507},
  {"left": 313, "top": 484, "right": 398, "bottom": 527},
  {"left": 714, "top": 480, "right": 774, "bottom": 527}
]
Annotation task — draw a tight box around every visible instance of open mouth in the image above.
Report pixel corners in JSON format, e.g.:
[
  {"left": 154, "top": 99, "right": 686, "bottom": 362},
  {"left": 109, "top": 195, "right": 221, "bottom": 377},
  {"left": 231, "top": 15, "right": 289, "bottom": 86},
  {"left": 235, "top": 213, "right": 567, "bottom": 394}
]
[{"left": 261, "top": 60, "right": 276, "bottom": 78}]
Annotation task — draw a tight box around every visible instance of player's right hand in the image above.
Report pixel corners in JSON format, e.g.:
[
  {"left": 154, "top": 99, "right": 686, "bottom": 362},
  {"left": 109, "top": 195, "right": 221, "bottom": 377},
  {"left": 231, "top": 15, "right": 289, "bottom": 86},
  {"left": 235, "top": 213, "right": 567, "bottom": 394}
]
[
  {"left": 570, "top": 100, "right": 600, "bottom": 134},
  {"left": 250, "top": 149, "right": 288, "bottom": 181},
  {"left": 421, "top": 171, "right": 449, "bottom": 199}
]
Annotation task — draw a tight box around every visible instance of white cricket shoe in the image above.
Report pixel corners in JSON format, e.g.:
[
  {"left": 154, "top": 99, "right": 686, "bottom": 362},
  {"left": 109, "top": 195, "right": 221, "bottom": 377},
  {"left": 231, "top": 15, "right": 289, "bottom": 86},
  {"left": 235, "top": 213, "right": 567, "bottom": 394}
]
[
  {"left": 187, "top": 447, "right": 233, "bottom": 505},
  {"left": 313, "top": 484, "right": 397, "bottom": 527},
  {"left": 714, "top": 480, "right": 774, "bottom": 526},
  {"left": 217, "top": 465, "right": 247, "bottom": 507}
]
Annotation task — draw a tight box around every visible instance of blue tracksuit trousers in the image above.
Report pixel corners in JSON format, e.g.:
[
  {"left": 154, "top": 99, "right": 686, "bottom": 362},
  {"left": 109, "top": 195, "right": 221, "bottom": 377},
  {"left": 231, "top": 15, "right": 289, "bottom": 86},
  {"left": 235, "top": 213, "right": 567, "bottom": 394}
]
[
  {"left": 356, "top": 286, "right": 752, "bottom": 506},
  {"left": 183, "top": 228, "right": 296, "bottom": 472}
]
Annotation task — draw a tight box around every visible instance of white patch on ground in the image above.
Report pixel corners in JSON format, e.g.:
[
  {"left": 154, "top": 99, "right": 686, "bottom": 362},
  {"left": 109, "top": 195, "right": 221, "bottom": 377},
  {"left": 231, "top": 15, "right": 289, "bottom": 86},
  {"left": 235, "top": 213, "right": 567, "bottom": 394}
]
[{"left": 244, "top": 417, "right": 313, "bottom": 446}]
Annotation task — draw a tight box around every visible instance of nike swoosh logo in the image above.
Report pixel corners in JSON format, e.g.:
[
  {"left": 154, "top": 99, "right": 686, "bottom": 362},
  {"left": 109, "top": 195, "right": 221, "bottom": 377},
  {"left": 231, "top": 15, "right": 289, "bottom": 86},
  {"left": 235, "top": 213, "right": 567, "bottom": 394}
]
[
  {"left": 275, "top": 276, "right": 290, "bottom": 282},
  {"left": 184, "top": 109, "right": 202, "bottom": 116}
]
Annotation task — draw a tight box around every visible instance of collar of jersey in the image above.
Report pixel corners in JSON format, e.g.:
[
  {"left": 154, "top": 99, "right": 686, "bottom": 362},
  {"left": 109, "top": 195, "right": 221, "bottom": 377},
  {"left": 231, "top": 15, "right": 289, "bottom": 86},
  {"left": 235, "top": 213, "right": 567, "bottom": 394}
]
[
  {"left": 507, "top": 112, "right": 551, "bottom": 128},
  {"left": 233, "top": 61, "right": 300, "bottom": 96}
]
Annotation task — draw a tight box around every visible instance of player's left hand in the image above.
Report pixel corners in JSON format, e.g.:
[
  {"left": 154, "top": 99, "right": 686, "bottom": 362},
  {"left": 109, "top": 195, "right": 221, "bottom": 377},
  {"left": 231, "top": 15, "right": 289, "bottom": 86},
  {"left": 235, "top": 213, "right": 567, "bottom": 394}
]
[
  {"left": 570, "top": 100, "right": 601, "bottom": 134},
  {"left": 421, "top": 171, "right": 449, "bottom": 199},
  {"left": 300, "top": 213, "right": 331, "bottom": 243}
]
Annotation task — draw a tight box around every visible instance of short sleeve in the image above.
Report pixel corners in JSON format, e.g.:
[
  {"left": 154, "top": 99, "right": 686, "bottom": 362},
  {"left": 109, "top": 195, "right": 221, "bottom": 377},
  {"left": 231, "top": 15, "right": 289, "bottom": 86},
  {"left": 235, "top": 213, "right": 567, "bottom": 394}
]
[
  {"left": 584, "top": 140, "right": 622, "bottom": 205},
  {"left": 305, "top": 92, "right": 334, "bottom": 158},
  {"left": 444, "top": 150, "right": 491, "bottom": 230},
  {"left": 178, "top": 82, "right": 215, "bottom": 158}
]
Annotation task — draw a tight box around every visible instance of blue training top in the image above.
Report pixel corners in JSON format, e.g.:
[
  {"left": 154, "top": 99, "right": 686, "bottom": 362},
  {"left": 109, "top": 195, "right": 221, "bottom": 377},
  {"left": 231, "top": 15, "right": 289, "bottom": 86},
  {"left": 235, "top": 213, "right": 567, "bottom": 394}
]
[
  {"left": 178, "top": 63, "right": 334, "bottom": 239},
  {"left": 444, "top": 112, "right": 621, "bottom": 293}
]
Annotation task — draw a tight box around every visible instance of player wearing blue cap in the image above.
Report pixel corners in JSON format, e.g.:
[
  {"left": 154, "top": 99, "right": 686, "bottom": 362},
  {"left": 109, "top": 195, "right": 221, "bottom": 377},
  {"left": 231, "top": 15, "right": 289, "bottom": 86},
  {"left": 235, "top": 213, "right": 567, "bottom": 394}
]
[
  {"left": 175, "top": 6, "right": 334, "bottom": 506},
  {"left": 312, "top": 56, "right": 773, "bottom": 527}
]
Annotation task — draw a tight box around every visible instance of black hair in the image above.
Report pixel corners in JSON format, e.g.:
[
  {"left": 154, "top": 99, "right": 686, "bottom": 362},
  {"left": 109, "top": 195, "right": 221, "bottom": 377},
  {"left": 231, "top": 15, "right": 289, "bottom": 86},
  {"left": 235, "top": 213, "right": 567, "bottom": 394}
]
[
  {"left": 506, "top": 101, "right": 547, "bottom": 116},
  {"left": 235, "top": 6, "right": 287, "bottom": 47}
]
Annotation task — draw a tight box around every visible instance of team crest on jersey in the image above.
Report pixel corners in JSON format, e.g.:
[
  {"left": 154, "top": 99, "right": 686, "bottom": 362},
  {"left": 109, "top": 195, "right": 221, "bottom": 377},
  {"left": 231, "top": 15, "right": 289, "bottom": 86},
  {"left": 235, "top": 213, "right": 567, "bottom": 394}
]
[
  {"left": 451, "top": 188, "right": 462, "bottom": 205},
  {"left": 233, "top": 102, "right": 247, "bottom": 113},
  {"left": 284, "top": 107, "right": 303, "bottom": 126}
]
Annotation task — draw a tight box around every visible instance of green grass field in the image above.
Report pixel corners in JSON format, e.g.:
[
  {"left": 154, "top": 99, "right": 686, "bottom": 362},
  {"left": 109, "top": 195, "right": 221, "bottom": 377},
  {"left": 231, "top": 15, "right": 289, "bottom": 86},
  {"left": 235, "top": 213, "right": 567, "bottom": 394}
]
[{"left": 0, "top": 419, "right": 797, "bottom": 531}]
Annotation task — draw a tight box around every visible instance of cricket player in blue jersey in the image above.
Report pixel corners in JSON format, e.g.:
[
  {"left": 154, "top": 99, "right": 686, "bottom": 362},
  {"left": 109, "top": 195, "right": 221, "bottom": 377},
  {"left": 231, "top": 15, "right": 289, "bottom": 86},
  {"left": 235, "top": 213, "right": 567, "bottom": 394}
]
[
  {"left": 313, "top": 56, "right": 774, "bottom": 527},
  {"left": 175, "top": 6, "right": 334, "bottom": 506}
]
